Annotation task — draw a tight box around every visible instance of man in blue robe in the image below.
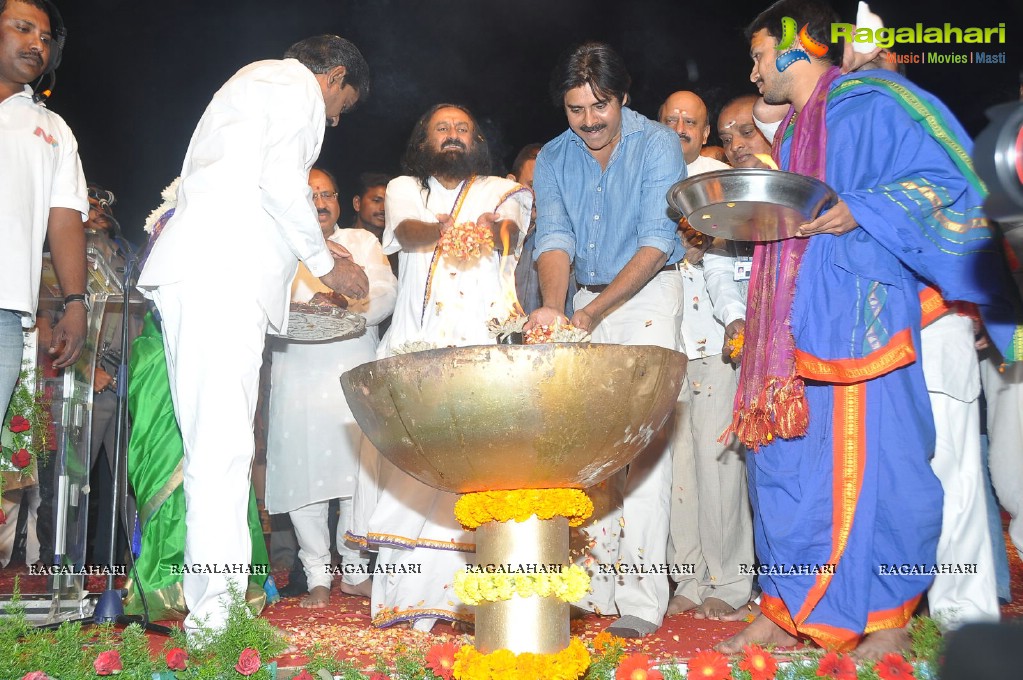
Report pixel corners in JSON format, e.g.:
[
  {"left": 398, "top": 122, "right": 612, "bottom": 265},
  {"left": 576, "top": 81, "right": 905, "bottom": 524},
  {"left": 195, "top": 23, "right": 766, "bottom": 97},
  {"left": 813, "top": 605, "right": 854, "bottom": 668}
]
[{"left": 719, "top": 0, "right": 1021, "bottom": 660}]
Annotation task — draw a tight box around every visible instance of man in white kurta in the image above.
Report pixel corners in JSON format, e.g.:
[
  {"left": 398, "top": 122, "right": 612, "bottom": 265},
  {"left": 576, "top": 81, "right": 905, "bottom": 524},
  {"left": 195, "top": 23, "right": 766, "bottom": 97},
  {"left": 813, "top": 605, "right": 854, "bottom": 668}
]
[
  {"left": 137, "top": 37, "right": 371, "bottom": 634},
  {"left": 266, "top": 168, "right": 396, "bottom": 608},
  {"left": 660, "top": 92, "right": 754, "bottom": 620},
  {"left": 348, "top": 104, "right": 530, "bottom": 631}
]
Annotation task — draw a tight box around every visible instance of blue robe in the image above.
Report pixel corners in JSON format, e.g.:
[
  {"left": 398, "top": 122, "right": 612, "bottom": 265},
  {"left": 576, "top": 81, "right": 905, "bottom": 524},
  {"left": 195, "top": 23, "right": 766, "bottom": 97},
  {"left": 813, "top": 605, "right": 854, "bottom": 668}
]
[{"left": 751, "top": 70, "right": 1019, "bottom": 650}]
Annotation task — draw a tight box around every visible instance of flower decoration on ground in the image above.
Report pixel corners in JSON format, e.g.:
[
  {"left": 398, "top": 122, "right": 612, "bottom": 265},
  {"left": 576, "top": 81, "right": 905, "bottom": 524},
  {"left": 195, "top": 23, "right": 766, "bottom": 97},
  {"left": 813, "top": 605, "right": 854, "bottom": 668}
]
[
  {"left": 875, "top": 652, "right": 916, "bottom": 680},
  {"left": 592, "top": 630, "right": 625, "bottom": 654},
  {"left": 455, "top": 488, "right": 594, "bottom": 529},
  {"left": 93, "top": 649, "right": 122, "bottom": 675},
  {"left": 165, "top": 646, "right": 188, "bottom": 671},
  {"left": 452, "top": 637, "right": 590, "bottom": 680},
  {"left": 616, "top": 652, "right": 662, "bottom": 680},
  {"left": 20, "top": 672, "right": 48, "bottom": 680},
  {"left": 816, "top": 651, "right": 857, "bottom": 680},
  {"left": 687, "top": 649, "right": 732, "bottom": 680},
  {"left": 739, "top": 644, "right": 778, "bottom": 680},
  {"left": 235, "top": 647, "right": 262, "bottom": 676},
  {"left": 426, "top": 641, "right": 459, "bottom": 680},
  {"left": 726, "top": 330, "right": 744, "bottom": 361},
  {"left": 439, "top": 221, "right": 494, "bottom": 260},
  {"left": 453, "top": 565, "right": 590, "bottom": 605}
]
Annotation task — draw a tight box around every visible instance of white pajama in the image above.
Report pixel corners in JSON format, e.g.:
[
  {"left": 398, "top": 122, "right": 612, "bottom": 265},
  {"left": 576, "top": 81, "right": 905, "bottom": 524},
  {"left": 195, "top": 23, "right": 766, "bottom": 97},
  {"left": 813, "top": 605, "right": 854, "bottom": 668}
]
[
  {"left": 923, "top": 313, "right": 999, "bottom": 629},
  {"left": 152, "top": 280, "right": 267, "bottom": 633},
  {"left": 573, "top": 270, "right": 683, "bottom": 627}
]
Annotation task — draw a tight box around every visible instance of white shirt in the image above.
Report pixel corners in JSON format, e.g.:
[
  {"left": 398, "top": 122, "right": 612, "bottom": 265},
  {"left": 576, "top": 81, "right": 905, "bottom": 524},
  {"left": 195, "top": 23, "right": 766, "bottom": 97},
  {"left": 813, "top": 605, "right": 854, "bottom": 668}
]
[
  {"left": 0, "top": 86, "right": 87, "bottom": 320},
  {"left": 680, "top": 155, "right": 745, "bottom": 358},
  {"left": 138, "top": 59, "right": 333, "bottom": 334}
]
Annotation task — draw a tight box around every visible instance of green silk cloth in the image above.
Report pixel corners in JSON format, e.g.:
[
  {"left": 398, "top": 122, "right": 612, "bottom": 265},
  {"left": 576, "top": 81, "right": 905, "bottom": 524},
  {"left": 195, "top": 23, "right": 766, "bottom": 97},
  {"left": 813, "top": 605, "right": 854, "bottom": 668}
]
[{"left": 122, "top": 311, "right": 268, "bottom": 620}]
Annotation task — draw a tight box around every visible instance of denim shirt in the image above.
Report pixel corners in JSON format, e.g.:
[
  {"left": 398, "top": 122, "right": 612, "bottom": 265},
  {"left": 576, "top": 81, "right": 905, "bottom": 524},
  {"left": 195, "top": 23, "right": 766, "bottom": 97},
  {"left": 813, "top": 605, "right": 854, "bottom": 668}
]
[{"left": 533, "top": 107, "right": 686, "bottom": 286}]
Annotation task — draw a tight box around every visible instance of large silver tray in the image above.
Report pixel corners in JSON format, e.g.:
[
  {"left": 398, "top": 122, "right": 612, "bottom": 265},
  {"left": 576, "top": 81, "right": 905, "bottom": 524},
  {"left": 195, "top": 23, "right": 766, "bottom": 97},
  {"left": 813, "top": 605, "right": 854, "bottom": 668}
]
[
  {"left": 286, "top": 303, "right": 365, "bottom": 342},
  {"left": 667, "top": 168, "right": 837, "bottom": 242}
]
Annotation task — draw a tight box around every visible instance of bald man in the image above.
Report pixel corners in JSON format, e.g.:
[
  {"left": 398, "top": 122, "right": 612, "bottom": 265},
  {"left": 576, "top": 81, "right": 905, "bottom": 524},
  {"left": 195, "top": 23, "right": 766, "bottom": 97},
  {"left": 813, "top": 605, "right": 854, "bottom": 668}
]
[
  {"left": 659, "top": 91, "right": 753, "bottom": 620},
  {"left": 659, "top": 90, "right": 725, "bottom": 174}
]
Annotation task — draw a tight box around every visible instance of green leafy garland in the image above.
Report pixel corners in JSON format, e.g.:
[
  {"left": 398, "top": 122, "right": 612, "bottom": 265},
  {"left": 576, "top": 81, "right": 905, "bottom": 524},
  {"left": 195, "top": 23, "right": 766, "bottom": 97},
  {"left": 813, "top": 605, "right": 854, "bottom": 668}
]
[{"left": 1, "top": 364, "right": 50, "bottom": 500}]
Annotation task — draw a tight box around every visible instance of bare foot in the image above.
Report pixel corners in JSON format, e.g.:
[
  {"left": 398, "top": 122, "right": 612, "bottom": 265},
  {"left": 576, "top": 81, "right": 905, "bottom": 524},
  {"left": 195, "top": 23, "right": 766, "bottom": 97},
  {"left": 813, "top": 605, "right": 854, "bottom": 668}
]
[
  {"left": 714, "top": 614, "right": 799, "bottom": 654},
  {"left": 666, "top": 594, "right": 699, "bottom": 616},
  {"left": 718, "top": 599, "right": 760, "bottom": 622},
  {"left": 850, "top": 627, "right": 911, "bottom": 662},
  {"left": 299, "top": 585, "right": 330, "bottom": 609},
  {"left": 339, "top": 578, "right": 372, "bottom": 598},
  {"left": 694, "top": 597, "right": 736, "bottom": 620}
]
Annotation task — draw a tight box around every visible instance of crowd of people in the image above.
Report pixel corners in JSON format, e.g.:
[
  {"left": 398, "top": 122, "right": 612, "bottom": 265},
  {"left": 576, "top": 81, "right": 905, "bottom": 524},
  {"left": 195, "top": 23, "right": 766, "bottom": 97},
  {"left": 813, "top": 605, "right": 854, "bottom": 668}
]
[{"left": 3, "top": 0, "right": 1021, "bottom": 663}]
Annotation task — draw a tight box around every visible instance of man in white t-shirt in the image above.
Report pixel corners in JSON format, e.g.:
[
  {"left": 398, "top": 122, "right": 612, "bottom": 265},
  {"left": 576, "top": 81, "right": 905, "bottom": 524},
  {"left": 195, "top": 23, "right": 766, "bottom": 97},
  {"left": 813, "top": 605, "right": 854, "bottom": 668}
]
[
  {"left": 0, "top": 0, "right": 88, "bottom": 422},
  {"left": 137, "top": 35, "right": 371, "bottom": 635}
]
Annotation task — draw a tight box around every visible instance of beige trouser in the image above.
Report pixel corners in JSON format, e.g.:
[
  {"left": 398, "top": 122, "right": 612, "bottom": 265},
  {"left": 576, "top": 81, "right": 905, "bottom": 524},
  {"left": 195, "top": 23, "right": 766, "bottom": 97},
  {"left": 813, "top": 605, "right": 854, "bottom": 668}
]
[{"left": 668, "top": 355, "right": 753, "bottom": 608}]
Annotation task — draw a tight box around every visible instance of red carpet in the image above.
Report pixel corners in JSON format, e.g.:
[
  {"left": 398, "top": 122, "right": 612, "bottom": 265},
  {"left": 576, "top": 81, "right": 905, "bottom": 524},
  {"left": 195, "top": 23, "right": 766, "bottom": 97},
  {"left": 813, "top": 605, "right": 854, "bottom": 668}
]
[{"left": 1, "top": 523, "right": 1021, "bottom": 671}]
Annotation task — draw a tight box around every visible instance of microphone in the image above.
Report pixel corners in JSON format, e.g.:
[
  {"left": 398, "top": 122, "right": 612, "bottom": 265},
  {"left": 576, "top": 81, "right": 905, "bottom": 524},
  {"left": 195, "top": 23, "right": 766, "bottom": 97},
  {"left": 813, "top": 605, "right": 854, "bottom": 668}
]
[{"left": 31, "top": 71, "right": 55, "bottom": 104}]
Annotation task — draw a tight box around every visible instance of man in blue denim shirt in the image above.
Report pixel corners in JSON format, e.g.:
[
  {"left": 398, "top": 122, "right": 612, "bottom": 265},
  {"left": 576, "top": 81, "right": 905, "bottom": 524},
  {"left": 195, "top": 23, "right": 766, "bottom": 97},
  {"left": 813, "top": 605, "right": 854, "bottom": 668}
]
[{"left": 527, "top": 42, "right": 687, "bottom": 638}]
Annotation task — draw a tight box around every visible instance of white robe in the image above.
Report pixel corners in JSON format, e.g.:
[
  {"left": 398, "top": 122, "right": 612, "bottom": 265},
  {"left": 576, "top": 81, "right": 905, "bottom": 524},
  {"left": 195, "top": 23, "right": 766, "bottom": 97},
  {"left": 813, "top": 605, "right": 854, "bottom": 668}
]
[
  {"left": 353, "top": 174, "right": 530, "bottom": 629},
  {"left": 265, "top": 226, "right": 397, "bottom": 513}
]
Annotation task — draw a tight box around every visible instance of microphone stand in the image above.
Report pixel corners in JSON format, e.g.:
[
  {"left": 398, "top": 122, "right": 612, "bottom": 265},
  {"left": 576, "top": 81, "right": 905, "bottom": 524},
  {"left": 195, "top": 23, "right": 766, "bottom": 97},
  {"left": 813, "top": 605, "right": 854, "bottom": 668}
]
[{"left": 39, "top": 244, "right": 172, "bottom": 636}]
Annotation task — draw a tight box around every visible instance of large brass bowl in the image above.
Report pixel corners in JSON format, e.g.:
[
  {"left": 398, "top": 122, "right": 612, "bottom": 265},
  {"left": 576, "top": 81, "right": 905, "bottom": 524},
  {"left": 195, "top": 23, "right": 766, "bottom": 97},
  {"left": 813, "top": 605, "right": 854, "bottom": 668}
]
[{"left": 341, "top": 343, "right": 686, "bottom": 493}]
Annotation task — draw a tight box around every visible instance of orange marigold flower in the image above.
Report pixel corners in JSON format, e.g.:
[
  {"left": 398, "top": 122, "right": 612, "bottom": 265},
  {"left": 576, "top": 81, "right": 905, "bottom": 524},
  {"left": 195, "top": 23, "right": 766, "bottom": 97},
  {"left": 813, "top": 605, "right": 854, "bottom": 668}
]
[
  {"left": 817, "top": 651, "right": 857, "bottom": 680},
  {"left": 426, "top": 641, "right": 459, "bottom": 680},
  {"left": 593, "top": 630, "right": 624, "bottom": 653},
  {"left": 874, "top": 652, "right": 915, "bottom": 680},
  {"left": 739, "top": 644, "right": 777, "bottom": 680},
  {"left": 616, "top": 653, "right": 663, "bottom": 680},
  {"left": 687, "top": 649, "right": 732, "bottom": 680}
]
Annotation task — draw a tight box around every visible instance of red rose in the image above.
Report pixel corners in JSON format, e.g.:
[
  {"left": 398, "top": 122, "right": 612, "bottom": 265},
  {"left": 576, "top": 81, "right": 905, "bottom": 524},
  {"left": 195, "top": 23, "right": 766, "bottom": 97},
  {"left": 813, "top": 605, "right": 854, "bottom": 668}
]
[
  {"left": 235, "top": 648, "right": 261, "bottom": 676},
  {"left": 93, "top": 649, "right": 122, "bottom": 675},
  {"left": 0, "top": 508, "right": 6, "bottom": 526},
  {"left": 10, "top": 415, "right": 30, "bottom": 432},
  {"left": 10, "top": 448, "right": 31, "bottom": 469},
  {"left": 165, "top": 646, "right": 188, "bottom": 671},
  {"left": 293, "top": 671, "right": 315, "bottom": 680},
  {"left": 20, "top": 672, "right": 49, "bottom": 680}
]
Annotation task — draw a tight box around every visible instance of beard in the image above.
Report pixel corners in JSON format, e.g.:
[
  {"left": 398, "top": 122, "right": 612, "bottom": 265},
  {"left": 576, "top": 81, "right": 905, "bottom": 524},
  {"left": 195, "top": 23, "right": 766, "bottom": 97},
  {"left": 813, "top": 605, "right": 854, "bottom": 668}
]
[{"left": 423, "top": 147, "right": 475, "bottom": 181}]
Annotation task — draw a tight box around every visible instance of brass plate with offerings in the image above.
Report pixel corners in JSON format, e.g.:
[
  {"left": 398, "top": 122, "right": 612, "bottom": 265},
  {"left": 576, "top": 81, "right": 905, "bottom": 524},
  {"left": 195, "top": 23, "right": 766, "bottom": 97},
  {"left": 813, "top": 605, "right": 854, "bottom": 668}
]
[
  {"left": 286, "top": 303, "right": 365, "bottom": 342},
  {"left": 666, "top": 168, "right": 837, "bottom": 242}
]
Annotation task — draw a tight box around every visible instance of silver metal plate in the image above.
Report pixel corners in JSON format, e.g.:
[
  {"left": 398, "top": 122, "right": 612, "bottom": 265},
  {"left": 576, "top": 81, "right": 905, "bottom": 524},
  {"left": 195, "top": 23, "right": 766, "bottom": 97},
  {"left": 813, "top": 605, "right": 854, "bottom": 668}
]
[
  {"left": 667, "top": 168, "right": 837, "bottom": 242},
  {"left": 286, "top": 304, "right": 365, "bottom": 342}
]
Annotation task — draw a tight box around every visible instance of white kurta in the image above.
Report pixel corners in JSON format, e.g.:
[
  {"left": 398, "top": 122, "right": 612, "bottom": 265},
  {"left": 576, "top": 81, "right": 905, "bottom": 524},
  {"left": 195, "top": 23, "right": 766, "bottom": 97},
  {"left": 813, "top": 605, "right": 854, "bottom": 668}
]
[
  {"left": 265, "top": 226, "right": 397, "bottom": 513},
  {"left": 136, "top": 59, "right": 333, "bottom": 634},
  {"left": 355, "top": 174, "right": 530, "bottom": 629}
]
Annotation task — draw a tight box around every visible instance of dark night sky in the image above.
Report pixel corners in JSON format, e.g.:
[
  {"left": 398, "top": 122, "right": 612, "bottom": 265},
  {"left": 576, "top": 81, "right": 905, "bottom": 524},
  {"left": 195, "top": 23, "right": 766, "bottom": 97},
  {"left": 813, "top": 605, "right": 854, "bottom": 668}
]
[{"left": 47, "top": 0, "right": 1021, "bottom": 244}]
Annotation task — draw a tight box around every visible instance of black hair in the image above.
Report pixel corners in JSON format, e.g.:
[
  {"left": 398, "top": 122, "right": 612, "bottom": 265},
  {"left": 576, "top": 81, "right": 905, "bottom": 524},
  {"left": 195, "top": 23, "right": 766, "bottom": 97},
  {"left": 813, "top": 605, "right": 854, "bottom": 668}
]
[
  {"left": 746, "top": 0, "right": 841, "bottom": 67},
  {"left": 355, "top": 172, "right": 392, "bottom": 197},
  {"left": 284, "top": 35, "right": 371, "bottom": 97},
  {"left": 548, "top": 41, "right": 631, "bottom": 108},
  {"left": 510, "top": 143, "right": 542, "bottom": 178},
  {"left": 310, "top": 166, "right": 339, "bottom": 192}
]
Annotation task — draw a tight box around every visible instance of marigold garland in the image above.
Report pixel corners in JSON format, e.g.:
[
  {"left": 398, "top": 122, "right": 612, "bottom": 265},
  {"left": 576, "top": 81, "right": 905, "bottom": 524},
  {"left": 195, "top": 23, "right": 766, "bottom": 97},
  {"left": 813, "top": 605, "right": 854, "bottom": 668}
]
[
  {"left": 453, "top": 565, "right": 591, "bottom": 606},
  {"left": 452, "top": 637, "right": 590, "bottom": 680},
  {"left": 454, "top": 489, "right": 594, "bottom": 529},
  {"left": 439, "top": 221, "right": 494, "bottom": 260}
]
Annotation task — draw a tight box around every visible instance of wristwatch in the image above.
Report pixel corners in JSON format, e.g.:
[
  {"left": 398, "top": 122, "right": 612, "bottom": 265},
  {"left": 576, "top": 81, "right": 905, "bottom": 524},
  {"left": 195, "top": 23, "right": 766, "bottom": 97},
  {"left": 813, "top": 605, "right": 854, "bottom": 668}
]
[{"left": 63, "top": 293, "right": 91, "bottom": 312}]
